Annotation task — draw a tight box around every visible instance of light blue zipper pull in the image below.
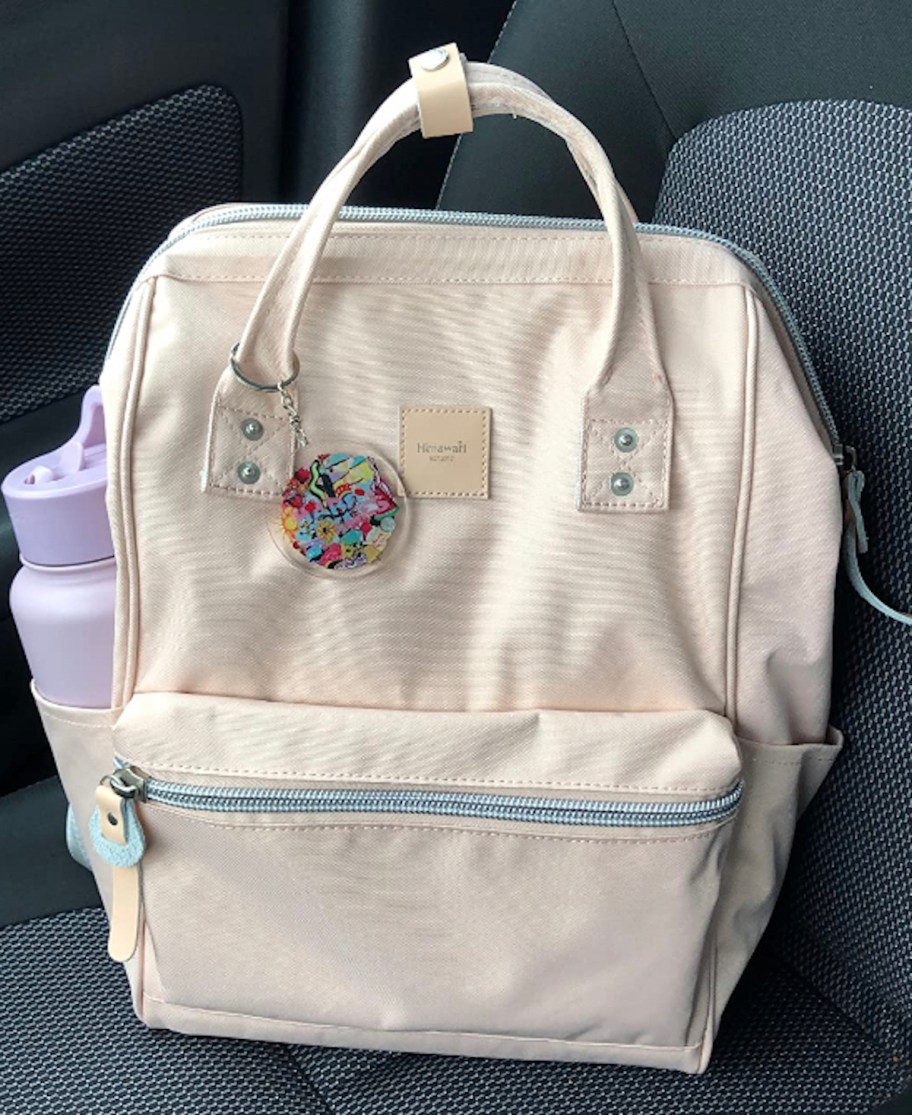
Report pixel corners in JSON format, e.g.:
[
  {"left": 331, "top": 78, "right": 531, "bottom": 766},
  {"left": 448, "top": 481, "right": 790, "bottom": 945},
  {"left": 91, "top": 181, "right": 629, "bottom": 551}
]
[
  {"left": 88, "top": 797, "right": 144, "bottom": 867},
  {"left": 842, "top": 450, "right": 912, "bottom": 626}
]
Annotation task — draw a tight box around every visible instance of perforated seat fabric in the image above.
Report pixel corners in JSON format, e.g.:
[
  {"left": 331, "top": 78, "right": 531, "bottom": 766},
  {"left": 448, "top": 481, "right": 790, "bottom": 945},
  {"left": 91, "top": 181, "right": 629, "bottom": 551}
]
[
  {"left": 1, "top": 907, "right": 908, "bottom": 1114},
  {"left": 0, "top": 86, "right": 243, "bottom": 427},
  {"left": 653, "top": 99, "right": 912, "bottom": 1070},
  {"left": 0, "top": 909, "right": 326, "bottom": 1114}
]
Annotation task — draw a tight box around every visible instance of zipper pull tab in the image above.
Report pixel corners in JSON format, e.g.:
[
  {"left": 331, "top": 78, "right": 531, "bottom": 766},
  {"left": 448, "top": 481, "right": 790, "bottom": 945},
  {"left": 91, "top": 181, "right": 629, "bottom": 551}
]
[
  {"left": 841, "top": 448, "right": 912, "bottom": 626},
  {"left": 90, "top": 768, "right": 147, "bottom": 962}
]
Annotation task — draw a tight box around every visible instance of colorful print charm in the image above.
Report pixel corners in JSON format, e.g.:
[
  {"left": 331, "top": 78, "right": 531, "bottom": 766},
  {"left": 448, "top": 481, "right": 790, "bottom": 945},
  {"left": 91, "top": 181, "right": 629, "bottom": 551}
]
[{"left": 280, "top": 453, "right": 399, "bottom": 570}]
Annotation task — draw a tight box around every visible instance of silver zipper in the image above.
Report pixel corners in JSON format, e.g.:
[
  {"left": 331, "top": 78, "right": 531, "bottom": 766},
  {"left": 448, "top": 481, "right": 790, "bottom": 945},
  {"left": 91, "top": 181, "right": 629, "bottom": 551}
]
[
  {"left": 104, "top": 203, "right": 840, "bottom": 460},
  {"left": 109, "top": 765, "right": 149, "bottom": 801},
  {"left": 114, "top": 764, "right": 741, "bottom": 828}
]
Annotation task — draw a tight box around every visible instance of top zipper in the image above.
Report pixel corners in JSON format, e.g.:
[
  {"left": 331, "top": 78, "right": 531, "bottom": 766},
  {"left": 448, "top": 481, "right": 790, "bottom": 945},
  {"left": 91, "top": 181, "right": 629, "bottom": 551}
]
[{"left": 104, "top": 203, "right": 841, "bottom": 462}]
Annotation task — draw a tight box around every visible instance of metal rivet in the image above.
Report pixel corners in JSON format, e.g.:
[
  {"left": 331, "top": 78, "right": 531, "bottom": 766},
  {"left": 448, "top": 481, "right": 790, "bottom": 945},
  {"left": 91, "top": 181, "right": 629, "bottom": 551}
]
[
  {"left": 240, "top": 417, "right": 264, "bottom": 441},
  {"left": 237, "top": 461, "right": 261, "bottom": 485},
  {"left": 613, "top": 427, "right": 639, "bottom": 453},
  {"left": 106, "top": 812, "right": 118, "bottom": 826},
  {"left": 610, "top": 471, "right": 634, "bottom": 497},
  {"left": 416, "top": 47, "right": 450, "bottom": 72}
]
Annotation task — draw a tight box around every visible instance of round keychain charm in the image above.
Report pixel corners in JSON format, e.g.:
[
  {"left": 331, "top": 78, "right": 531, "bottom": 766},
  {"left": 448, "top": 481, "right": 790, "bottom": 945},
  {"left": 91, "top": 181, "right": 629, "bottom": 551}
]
[
  {"left": 230, "top": 350, "right": 407, "bottom": 576},
  {"left": 268, "top": 449, "right": 407, "bottom": 577}
]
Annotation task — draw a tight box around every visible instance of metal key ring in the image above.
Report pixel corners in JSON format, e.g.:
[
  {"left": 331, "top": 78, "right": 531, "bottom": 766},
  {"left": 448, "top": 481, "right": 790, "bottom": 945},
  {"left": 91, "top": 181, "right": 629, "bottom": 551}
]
[{"left": 229, "top": 343, "right": 300, "bottom": 392}]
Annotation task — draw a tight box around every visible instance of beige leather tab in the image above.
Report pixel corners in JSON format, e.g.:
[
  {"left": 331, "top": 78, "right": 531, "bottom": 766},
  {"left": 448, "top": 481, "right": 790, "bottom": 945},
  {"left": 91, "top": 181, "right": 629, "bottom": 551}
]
[
  {"left": 96, "top": 781, "right": 127, "bottom": 846},
  {"left": 95, "top": 781, "right": 141, "bottom": 962},
  {"left": 400, "top": 406, "right": 490, "bottom": 498},
  {"left": 408, "top": 44, "right": 473, "bottom": 138},
  {"left": 108, "top": 865, "right": 141, "bottom": 962}
]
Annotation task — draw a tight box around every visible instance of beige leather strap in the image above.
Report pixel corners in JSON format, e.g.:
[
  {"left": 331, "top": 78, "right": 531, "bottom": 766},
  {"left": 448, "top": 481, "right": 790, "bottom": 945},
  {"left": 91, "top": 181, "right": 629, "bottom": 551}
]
[
  {"left": 108, "top": 866, "right": 141, "bottom": 962},
  {"left": 212, "top": 58, "right": 672, "bottom": 511},
  {"left": 96, "top": 780, "right": 141, "bottom": 962},
  {"left": 409, "top": 44, "right": 473, "bottom": 138}
]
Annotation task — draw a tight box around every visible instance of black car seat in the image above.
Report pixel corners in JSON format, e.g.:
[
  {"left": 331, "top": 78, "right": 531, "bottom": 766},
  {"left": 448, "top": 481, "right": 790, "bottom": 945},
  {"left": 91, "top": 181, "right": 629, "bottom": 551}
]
[{"left": 439, "top": 0, "right": 912, "bottom": 222}]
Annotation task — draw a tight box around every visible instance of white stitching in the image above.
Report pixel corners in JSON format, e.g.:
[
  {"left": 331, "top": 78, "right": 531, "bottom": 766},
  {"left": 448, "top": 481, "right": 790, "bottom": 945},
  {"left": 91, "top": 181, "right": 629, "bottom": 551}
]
[
  {"left": 117, "top": 753, "right": 736, "bottom": 794},
  {"left": 580, "top": 414, "right": 669, "bottom": 509},
  {"left": 148, "top": 810, "right": 728, "bottom": 846}
]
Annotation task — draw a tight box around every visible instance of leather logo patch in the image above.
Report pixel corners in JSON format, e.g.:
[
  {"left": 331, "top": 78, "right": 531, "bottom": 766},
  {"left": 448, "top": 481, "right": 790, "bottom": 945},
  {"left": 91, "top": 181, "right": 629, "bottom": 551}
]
[{"left": 399, "top": 406, "right": 490, "bottom": 498}]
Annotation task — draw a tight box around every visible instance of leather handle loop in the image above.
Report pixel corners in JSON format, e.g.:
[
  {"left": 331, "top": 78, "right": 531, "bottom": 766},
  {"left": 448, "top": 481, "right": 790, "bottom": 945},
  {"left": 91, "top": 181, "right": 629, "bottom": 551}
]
[{"left": 409, "top": 44, "right": 473, "bottom": 137}]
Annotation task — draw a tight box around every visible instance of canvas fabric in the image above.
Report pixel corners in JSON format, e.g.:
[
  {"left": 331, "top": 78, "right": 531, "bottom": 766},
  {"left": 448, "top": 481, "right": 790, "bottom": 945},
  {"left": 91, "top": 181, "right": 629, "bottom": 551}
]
[{"left": 34, "top": 61, "right": 843, "bottom": 1073}]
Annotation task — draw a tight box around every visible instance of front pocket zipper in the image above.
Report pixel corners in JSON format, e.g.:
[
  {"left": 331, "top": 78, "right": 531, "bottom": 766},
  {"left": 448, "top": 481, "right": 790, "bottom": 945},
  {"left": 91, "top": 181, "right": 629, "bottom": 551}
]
[
  {"left": 129, "top": 773, "right": 743, "bottom": 827},
  {"left": 90, "top": 763, "right": 742, "bottom": 964}
]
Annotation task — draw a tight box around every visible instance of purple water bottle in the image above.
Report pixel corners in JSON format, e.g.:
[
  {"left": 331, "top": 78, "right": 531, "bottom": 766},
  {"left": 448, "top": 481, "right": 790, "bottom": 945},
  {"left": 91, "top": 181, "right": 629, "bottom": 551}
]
[
  {"left": 3, "top": 387, "right": 114, "bottom": 709},
  {"left": 3, "top": 387, "right": 114, "bottom": 867}
]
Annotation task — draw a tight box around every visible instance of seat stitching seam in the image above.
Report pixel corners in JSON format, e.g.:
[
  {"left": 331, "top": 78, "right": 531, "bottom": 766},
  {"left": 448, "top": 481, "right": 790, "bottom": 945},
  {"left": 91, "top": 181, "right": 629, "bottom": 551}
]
[
  {"left": 435, "top": 0, "right": 523, "bottom": 206},
  {"left": 610, "top": 1, "right": 675, "bottom": 143}
]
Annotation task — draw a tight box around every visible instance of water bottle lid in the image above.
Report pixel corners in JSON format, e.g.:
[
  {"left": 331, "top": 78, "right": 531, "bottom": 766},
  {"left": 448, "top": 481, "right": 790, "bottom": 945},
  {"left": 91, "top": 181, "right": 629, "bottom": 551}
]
[{"left": 1, "top": 386, "right": 113, "bottom": 566}]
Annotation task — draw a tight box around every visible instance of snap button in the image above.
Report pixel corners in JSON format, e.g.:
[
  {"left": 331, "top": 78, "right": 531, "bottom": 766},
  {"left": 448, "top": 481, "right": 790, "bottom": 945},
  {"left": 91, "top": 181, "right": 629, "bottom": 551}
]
[
  {"left": 416, "top": 47, "right": 450, "bottom": 72},
  {"left": 240, "top": 418, "right": 264, "bottom": 441},
  {"left": 613, "top": 427, "right": 638, "bottom": 453},
  {"left": 610, "top": 472, "right": 634, "bottom": 497},
  {"left": 237, "top": 461, "right": 261, "bottom": 485}
]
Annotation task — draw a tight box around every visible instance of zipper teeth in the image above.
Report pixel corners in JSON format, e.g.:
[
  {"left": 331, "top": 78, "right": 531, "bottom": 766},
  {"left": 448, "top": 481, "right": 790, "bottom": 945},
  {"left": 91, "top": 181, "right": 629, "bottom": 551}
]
[
  {"left": 141, "top": 778, "right": 742, "bottom": 828},
  {"left": 105, "top": 202, "right": 839, "bottom": 454}
]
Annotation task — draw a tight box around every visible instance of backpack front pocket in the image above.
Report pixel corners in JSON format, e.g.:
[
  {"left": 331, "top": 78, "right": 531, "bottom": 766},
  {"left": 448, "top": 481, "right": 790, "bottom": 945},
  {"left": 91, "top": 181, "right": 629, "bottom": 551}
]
[{"left": 99, "top": 695, "right": 743, "bottom": 1068}]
